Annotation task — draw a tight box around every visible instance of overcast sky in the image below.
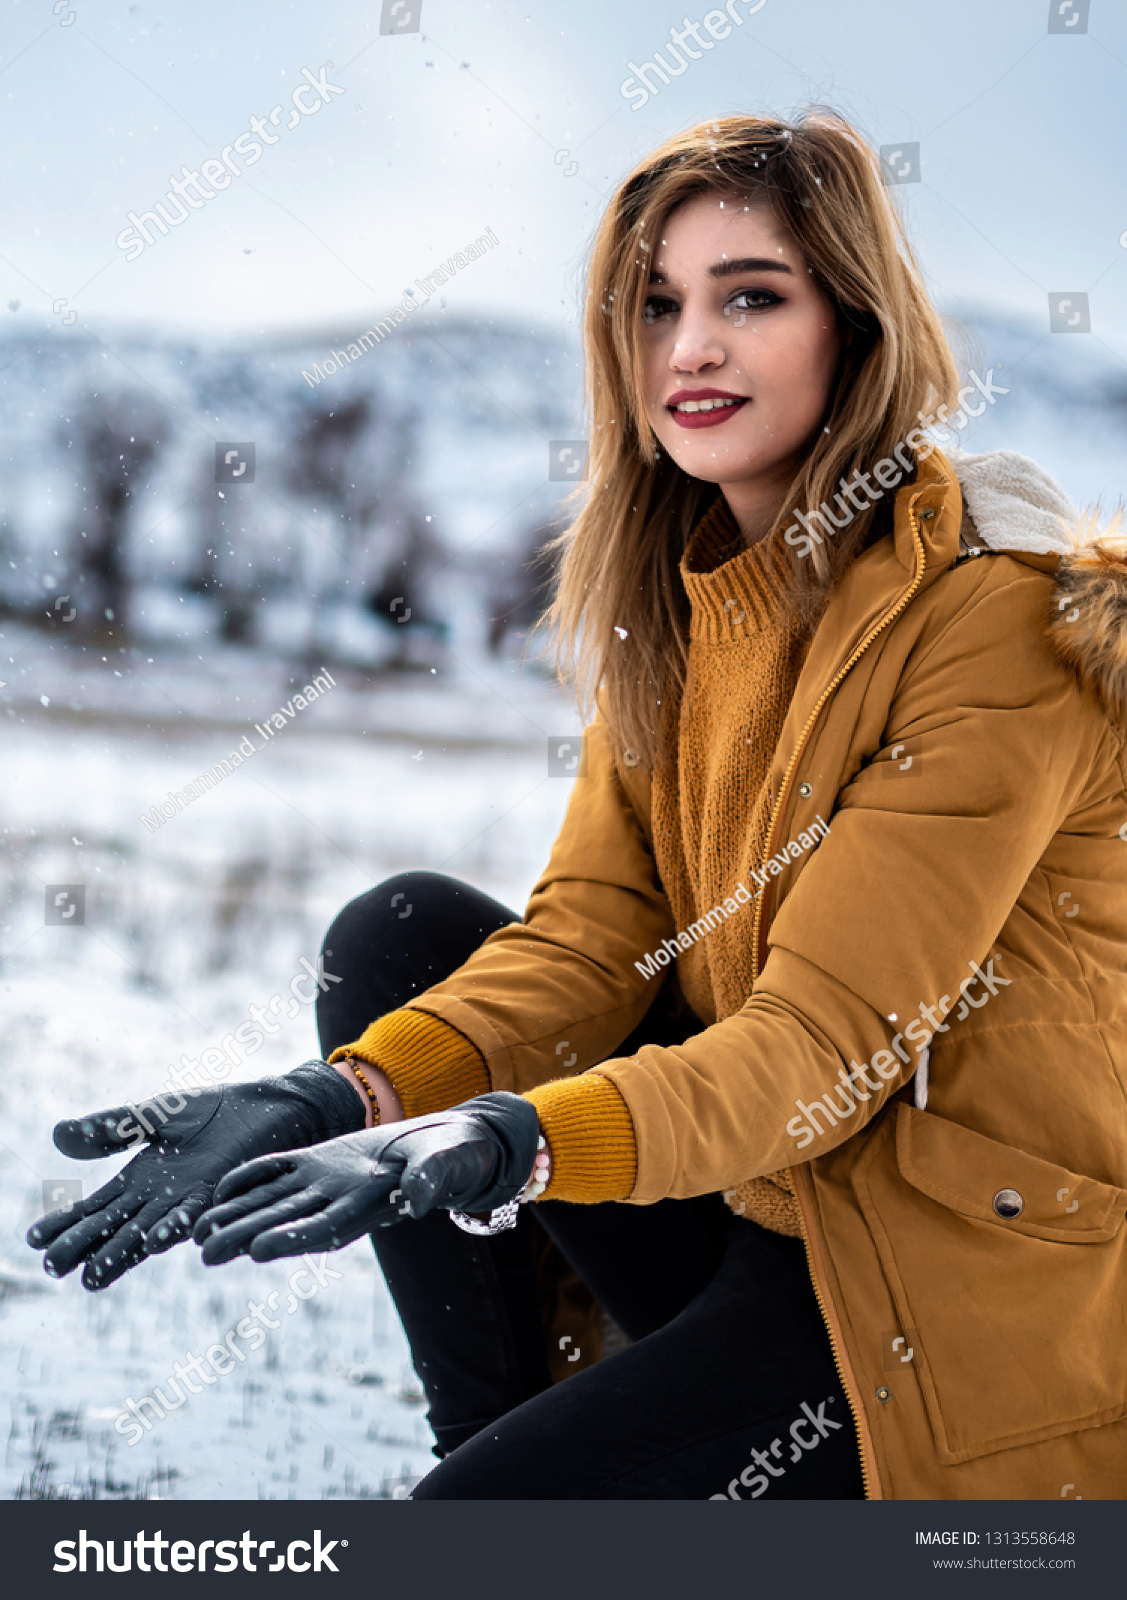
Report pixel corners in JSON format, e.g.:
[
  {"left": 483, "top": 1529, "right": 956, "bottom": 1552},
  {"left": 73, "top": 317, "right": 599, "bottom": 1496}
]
[{"left": 3, "top": 0, "right": 1127, "bottom": 359}]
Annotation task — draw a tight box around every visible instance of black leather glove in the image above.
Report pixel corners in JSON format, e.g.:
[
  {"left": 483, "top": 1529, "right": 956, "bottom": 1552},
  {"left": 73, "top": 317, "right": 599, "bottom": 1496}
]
[
  {"left": 26, "top": 1061, "right": 364, "bottom": 1291},
  {"left": 194, "top": 1091, "right": 540, "bottom": 1265}
]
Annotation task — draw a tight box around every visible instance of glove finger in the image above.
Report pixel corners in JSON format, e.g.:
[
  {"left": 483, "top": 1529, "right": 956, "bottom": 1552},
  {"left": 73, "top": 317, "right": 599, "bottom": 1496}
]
[
  {"left": 144, "top": 1188, "right": 214, "bottom": 1255},
  {"left": 53, "top": 1105, "right": 149, "bottom": 1160},
  {"left": 212, "top": 1151, "right": 302, "bottom": 1207},
  {"left": 77, "top": 1189, "right": 171, "bottom": 1289},
  {"left": 199, "top": 1190, "right": 328, "bottom": 1267},
  {"left": 250, "top": 1196, "right": 371, "bottom": 1261},
  {"left": 40, "top": 1190, "right": 139, "bottom": 1279},
  {"left": 27, "top": 1170, "right": 130, "bottom": 1250},
  {"left": 194, "top": 1168, "right": 307, "bottom": 1244},
  {"left": 81, "top": 1220, "right": 150, "bottom": 1292}
]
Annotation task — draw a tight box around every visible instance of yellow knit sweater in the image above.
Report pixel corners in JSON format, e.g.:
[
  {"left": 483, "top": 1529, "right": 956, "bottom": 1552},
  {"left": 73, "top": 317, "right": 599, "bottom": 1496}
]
[{"left": 332, "top": 497, "right": 807, "bottom": 1234}]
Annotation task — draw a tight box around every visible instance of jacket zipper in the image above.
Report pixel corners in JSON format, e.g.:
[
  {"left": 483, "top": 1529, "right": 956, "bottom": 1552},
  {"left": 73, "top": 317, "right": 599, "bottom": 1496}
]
[
  {"left": 792, "top": 1164, "right": 879, "bottom": 1499},
  {"left": 750, "top": 503, "right": 929, "bottom": 980},
  {"left": 751, "top": 501, "right": 930, "bottom": 1502}
]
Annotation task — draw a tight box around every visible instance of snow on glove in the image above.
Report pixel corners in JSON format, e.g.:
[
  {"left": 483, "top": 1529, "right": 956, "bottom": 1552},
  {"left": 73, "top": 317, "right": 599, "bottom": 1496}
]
[
  {"left": 26, "top": 1061, "right": 364, "bottom": 1291},
  {"left": 194, "top": 1091, "right": 540, "bottom": 1265}
]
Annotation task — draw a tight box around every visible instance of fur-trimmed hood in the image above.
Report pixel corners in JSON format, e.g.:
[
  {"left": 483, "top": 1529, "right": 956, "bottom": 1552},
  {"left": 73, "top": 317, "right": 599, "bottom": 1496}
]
[{"left": 952, "top": 447, "right": 1127, "bottom": 732}]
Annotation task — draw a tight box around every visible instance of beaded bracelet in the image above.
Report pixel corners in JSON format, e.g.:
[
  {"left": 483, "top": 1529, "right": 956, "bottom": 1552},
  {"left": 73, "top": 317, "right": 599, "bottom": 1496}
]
[
  {"left": 345, "top": 1056, "right": 381, "bottom": 1126},
  {"left": 522, "top": 1136, "right": 551, "bottom": 1201}
]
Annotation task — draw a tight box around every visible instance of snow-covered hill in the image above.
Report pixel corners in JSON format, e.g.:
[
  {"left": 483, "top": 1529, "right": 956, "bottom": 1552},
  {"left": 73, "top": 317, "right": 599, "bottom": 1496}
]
[
  {"left": 943, "top": 307, "right": 1127, "bottom": 509},
  {"left": 0, "top": 310, "right": 584, "bottom": 668},
  {"left": 0, "top": 303, "right": 1122, "bottom": 689}
]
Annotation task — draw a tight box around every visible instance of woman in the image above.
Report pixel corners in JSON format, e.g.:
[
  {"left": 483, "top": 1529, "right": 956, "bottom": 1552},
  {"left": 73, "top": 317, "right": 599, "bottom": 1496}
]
[{"left": 30, "top": 113, "right": 1127, "bottom": 1500}]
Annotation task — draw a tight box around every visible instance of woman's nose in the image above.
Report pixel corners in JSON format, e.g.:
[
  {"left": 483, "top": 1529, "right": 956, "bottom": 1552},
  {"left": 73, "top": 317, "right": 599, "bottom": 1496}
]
[{"left": 670, "top": 311, "right": 725, "bottom": 373}]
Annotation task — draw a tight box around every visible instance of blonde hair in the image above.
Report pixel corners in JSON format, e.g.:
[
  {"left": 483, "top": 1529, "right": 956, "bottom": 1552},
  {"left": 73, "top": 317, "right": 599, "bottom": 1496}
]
[{"left": 544, "top": 110, "right": 959, "bottom": 766}]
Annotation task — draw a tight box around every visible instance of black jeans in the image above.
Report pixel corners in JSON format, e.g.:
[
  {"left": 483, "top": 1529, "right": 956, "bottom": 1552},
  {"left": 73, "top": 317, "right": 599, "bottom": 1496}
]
[{"left": 317, "top": 871, "right": 863, "bottom": 1500}]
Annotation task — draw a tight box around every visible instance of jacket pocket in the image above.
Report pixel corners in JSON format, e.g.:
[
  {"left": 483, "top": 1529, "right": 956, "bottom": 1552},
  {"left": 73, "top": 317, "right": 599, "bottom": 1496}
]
[{"left": 854, "top": 1104, "right": 1127, "bottom": 1463}]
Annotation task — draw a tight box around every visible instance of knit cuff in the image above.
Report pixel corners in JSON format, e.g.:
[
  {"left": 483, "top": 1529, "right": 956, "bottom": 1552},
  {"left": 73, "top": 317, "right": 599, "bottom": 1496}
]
[
  {"left": 524, "top": 1071, "right": 638, "bottom": 1204},
  {"left": 328, "top": 1008, "right": 490, "bottom": 1120}
]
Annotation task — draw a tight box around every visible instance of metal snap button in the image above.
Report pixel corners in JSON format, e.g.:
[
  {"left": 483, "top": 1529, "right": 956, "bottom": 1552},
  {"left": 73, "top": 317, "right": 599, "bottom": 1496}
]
[
  {"left": 993, "top": 1188, "right": 1024, "bottom": 1219},
  {"left": 876, "top": 1386, "right": 892, "bottom": 1404},
  {"left": 920, "top": 508, "right": 936, "bottom": 521},
  {"left": 622, "top": 749, "right": 639, "bottom": 769},
  {"left": 797, "top": 782, "right": 813, "bottom": 799}
]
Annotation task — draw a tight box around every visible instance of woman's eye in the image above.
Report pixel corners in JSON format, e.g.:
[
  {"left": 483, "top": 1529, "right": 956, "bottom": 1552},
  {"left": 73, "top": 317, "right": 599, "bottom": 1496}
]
[
  {"left": 642, "top": 295, "right": 678, "bottom": 324},
  {"left": 641, "top": 288, "right": 782, "bottom": 325},
  {"left": 725, "top": 287, "right": 783, "bottom": 316}
]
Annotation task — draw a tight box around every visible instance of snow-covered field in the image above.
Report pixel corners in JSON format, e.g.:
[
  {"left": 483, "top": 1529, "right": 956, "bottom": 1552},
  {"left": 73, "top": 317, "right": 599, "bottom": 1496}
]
[
  {"left": 2, "top": 305, "right": 1123, "bottom": 1499},
  {"left": 0, "top": 649, "right": 579, "bottom": 1499}
]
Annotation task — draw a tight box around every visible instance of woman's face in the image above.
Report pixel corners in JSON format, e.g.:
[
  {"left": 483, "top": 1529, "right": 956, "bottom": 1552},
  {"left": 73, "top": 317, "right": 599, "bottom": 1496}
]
[{"left": 640, "top": 192, "right": 841, "bottom": 535}]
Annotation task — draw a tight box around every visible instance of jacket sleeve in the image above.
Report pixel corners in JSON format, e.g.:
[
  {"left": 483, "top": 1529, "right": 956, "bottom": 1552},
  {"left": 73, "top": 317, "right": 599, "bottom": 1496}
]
[
  {"left": 578, "top": 568, "right": 1115, "bottom": 1203},
  {"left": 374, "top": 711, "right": 677, "bottom": 1100}
]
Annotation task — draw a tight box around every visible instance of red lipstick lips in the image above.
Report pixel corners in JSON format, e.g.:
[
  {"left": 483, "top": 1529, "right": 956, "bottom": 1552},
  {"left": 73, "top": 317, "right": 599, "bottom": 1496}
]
[{"left": 666, "top": 387, "right": 749, "bottom": 430}]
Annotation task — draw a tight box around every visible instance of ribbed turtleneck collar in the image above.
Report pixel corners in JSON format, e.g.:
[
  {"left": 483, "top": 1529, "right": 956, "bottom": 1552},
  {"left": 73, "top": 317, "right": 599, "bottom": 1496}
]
[{"left": 680, "top": 495, "right": 797, "bottom": 641}]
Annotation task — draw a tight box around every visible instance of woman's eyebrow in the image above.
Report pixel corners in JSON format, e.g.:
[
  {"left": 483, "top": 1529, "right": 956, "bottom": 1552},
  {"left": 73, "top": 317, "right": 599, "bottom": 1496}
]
[
  {"left": 648, "top": 256, "right": 795, "bottom": 286},
  {"left": 711, "top": 255, "right": 794, "bottom": 278}
]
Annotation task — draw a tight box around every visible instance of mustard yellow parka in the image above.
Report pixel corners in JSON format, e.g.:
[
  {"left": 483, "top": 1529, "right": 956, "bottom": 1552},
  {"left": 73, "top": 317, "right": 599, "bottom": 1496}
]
[{"left": 402, "top": 447, "right": 1127, "bottom": 1499}]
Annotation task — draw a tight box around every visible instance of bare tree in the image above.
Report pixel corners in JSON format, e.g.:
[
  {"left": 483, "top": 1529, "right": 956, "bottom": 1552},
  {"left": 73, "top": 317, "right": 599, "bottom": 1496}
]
[
  {"left": 487, "top": 518, "right": 560, "bottom": 658},
  {"left": 64, "top": 392, "right": 166, "bottom": 637}
]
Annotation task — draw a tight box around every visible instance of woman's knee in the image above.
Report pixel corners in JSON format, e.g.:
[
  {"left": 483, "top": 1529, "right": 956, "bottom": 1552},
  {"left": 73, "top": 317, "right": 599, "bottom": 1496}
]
[
  {"left": 325, "top": 871, "right": 511, "bottom": 946},
  {"left": 324, "top": 872, "right": 456, "bottom": 943},
  {"left": 315, "top": 872, "right": 517, "bottom": 1054}
]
